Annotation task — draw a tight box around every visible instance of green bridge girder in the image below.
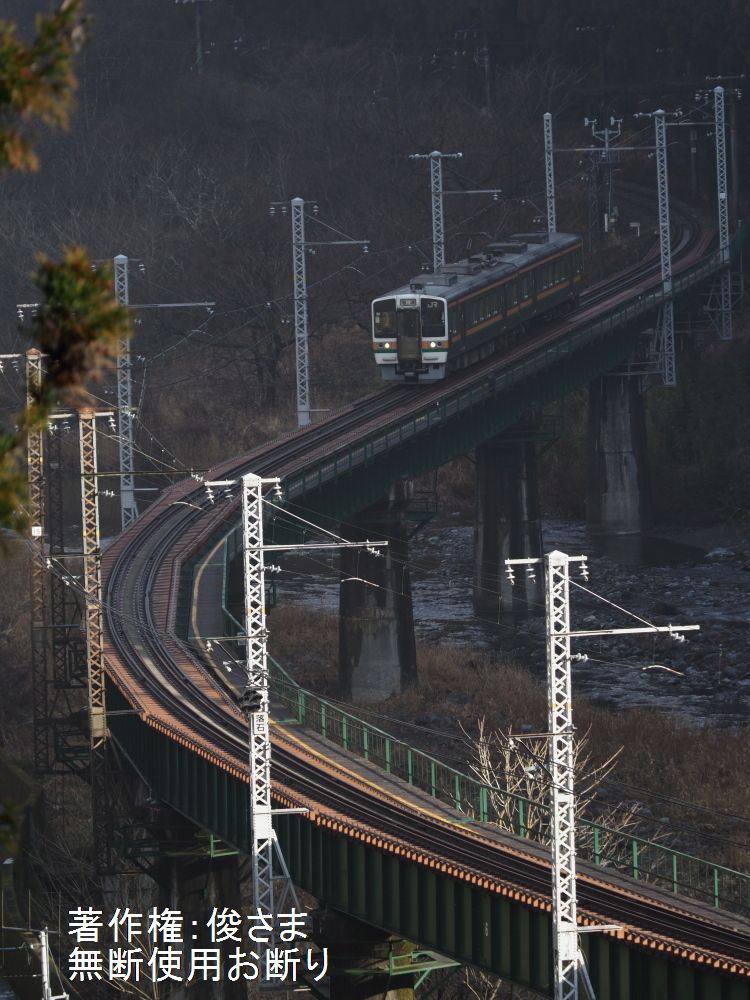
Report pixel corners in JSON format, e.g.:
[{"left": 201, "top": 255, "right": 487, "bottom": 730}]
[
  {"left": 109, "top": 695, "right": 750, "bottom": 1000},
  {"left": 277, "top": 235, "right": 741, "bottom": 527}
]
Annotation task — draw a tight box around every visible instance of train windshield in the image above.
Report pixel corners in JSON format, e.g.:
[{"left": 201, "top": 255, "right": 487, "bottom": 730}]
[
  {"left": 374, "top": 298, "right": 397, "bottom": 338},
  {"left": 421, "top": 298, "right": 446, "bottom": 338}
]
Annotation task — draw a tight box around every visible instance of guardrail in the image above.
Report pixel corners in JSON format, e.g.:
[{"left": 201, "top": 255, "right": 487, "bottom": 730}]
[
  {"left": 221, "top": 587, "right": 749, "bottom": 917},
  {"left": 268, "top": 656, "right": 749, "bottom": 916},
  {"left": 216, "top": 230, "right": 749, "bottom": 916}
]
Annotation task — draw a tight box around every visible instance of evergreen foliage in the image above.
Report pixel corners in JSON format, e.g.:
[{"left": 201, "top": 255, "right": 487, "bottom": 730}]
[{"left": 0, "top": 2, "right": 131, "bottom": 534}]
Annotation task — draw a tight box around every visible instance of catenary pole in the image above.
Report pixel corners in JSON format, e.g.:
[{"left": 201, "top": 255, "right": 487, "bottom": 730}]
[
  {"left": 714, "top": 86, "right": 732, "bottom": 341},
  {"left": 409, "top": 151, "right": 463, "bottom": 271},
  {"left": 79, "top": 409, "right": 114, "bottom": 872},
  {"left": 113, "top": 255, "right": 137, "bottom": 530},
  {"left": 291, "top": 198, "right": 311, "bottom": 427},
  {"left": 654, "top": 111, "right": 676, "bottom": 385},
  {"left": 505, "top": 551, "right": 698, "bottom": 1000},
  {"left": 271, "top": 199, "right": 368, "bottom": 428},
  {"left": 25, "top": 349, "right": 50, "bottom": 775},
  {"left": 201, "top": 473, "right": 386, "bottom": 963},
  {"left": 544, "top": 113, "right": 557, "bottom": 238},
  {"left": 111, "top": 254, "right": 215, "bottom": 531}
]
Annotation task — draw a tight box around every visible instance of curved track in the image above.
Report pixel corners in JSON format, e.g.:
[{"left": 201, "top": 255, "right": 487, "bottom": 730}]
[{"left": 102, "top": 216, "right": 750, "bottom": 979}]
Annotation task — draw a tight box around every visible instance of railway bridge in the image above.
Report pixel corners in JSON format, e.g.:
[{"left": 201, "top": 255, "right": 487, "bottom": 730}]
[{"left": 100, "top": 223, "right": 750, "bottom": 999}]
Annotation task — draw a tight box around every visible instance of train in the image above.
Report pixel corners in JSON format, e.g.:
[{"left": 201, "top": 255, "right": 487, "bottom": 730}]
[{"left": 372, "top": 232, "right": 583, "bottom": 382}]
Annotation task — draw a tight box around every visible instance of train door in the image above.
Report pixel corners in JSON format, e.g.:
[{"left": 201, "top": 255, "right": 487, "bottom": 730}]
[{"left": 397, "top": 305, "right": 421, "bottom": 365}]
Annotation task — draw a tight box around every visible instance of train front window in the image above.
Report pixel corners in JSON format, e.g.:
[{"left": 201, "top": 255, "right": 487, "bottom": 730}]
[
  {"left": 421, "top": 298, "right": 446, "bottom": 339},
  {"left": 374, "top": 299, "right": 396, "bottom": 338}
]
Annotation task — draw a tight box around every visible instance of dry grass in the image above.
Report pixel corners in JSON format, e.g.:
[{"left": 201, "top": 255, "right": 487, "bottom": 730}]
[{"left": 268, "top": 606, "right": 750, "bottom": 867}]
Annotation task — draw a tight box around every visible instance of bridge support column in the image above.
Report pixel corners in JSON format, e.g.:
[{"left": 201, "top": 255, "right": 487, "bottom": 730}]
[
  {"left": 314, "top": 910, "right": 415, "bottom": 999},
  {"left": 473, "top": 436, "right": 543, "bottom": 614},
  {"left": 153, "top": 849, "right": 245, "bottom": 1000},
  {"left": 339, "top": 480, "right": 417, "bottom": 703},
  {"left": 587, "top": 375, "right": 652, "bottom": 534}
]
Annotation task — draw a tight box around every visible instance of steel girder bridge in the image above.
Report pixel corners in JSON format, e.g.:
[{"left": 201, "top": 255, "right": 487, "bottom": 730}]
[{"left": 101, "top": 226, "right": 750, "bottom": 1000}]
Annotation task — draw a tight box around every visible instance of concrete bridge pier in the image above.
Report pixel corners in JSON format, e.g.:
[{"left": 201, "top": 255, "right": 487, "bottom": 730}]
[
  {"left": 314, "top": 910, "right": 415, "bottom": 999},
  {"left": 587, "top": 375, "right": 652, "bottom": 535},
  {"left": 339, "top": 481, "right": 417, "bottom": 703},
  {"left": 473, "top": 435, "right": 543, "bottom": 614},
  {"left": 151, "top": 843, "right": 246, "bottom": 1000}
]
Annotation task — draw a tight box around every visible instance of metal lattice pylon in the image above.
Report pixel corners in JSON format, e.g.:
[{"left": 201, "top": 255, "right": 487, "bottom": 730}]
[
  {"left": 544, "top": 113, "right": 557, "bottom": 238},
  {"left": 409, "top": 151, "right": 463, "bottom": 272},
  {"left": 241, "top": 474, "right": 299, "bottom": 946},
  {"left": 429, "top": 154, "right": 446, "bottom": 271},
  {"left": 654, "top": 112, "right": 676, "bottom": 387},
  {"left": 114, "top": 255, "right": 138, "bottom": 530},
  {"left": 714, "top": 87, "right": 732, "bottom": 341},
  {"left": 291, "top": 199, "right": 311, "bottom": 428},
  {"left": 79, "top": 410, "right": 111, "bottom": 871},
  {"left": 26, "top": 349, "right": 51, "bottom": 775},
  {"left": 545, "top": 550, "right": 581, "bottom": 1000}
]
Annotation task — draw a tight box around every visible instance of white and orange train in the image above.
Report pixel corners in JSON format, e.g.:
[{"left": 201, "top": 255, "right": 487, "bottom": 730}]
[{"left": 372, "top": 232, "right": 583, "bottom": 382}]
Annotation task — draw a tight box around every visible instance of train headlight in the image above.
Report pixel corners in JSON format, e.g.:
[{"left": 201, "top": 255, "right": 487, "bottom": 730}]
[
  {"left": 430, "top": 341, "right": 437, "bottom": 348},
  {"left": 384, "top": 342, "right": 390, "bottom": 349}
]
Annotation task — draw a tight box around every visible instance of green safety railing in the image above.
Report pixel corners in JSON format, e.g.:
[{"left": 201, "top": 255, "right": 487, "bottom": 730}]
[
  {"left": 215, "top": 231, "right": 750, "bottom": 917},
  {"left": 264, "top": 656, "right": 750, "bottom": 917},
  {"left": 220, "top": 588, "right": 750, "bottom": 918}
]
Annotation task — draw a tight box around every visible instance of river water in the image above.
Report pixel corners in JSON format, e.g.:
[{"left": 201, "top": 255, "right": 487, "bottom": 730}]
[{"left": 276, "top": 517, "right": 750, "bottom": 727}]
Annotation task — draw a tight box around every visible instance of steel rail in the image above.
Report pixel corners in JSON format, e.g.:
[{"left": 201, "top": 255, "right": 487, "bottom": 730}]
[{"left": 100, "top": 205, "right": 750, "bottom": 979}]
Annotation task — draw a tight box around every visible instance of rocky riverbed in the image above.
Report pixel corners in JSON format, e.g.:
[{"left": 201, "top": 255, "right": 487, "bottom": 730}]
[{"left": 277, "top": 517, "right": 750, "bottom": 727}]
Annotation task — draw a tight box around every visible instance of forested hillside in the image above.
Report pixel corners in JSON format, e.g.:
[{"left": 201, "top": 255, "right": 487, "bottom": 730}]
[{"left": 1, "top": 0, "right": 748, "bottom": 514}]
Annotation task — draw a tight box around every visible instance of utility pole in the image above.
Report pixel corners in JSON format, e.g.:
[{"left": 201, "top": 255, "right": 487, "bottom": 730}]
[
  {"left": 40, "top": 927, "right": 68, "bottom": 1000},
  {"left": 409, "top": 151, "right": 502, "bottom": 271},
  {"left": 203, "top": 474, "right": 386, "bottom": 962},
  {"left": 111, "top": 253, "right": 214, "bottom": 531},
  {"left": 583, "top": 116, "right": 622, "bottom": 234},
  {"left": 505, "top": 551, "right": 698, "bottom": 1000},
  {"left": 544, "top": 113, "right": 557, "bottom": 238},
  {"left": 25, "top": 349, "right": 51, "bottom": 776},
  {"left": 79, "top": 408, "right": 115, "bottom": 872},
  {"left": 634, "top": 109, "right": 677, "bottom": 385},
  {"left": 706, "top": 74, "right": 743, "bottom": 224},
  {"left": 409, "top": 151, "right": 463, "bottom": 272},
  {"left": 654, "top": 110, "right": 676, "bottom": 384},
  {"left": 113, "top": 256, "right": 137, "bottom": 531},
  {"left": 270, "top": 199, "right": 368, "bottom": 428},
  {"left": 174, "top": 0, "right": 214, "bottom": 73},
  {"left": 713, "top": 86, "right": 732, "bottom": 341}
]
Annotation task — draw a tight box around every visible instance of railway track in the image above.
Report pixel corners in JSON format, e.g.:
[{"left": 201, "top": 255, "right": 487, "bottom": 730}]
[{"left": 102, "top": 211, "right": 750, "bottom": 979}]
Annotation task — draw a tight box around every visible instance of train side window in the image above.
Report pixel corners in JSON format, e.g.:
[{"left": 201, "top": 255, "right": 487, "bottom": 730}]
[
  {"left": 452, "top": 305, "right": 462, "bottom": 336},
  {"left": 457, "top": 304, "right": 465, "bottom": 336}
]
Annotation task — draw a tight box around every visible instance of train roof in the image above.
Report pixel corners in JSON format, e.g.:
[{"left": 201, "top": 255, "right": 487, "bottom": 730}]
[{"left": 378, "top": 232, "right": 581, "bottom": 303}]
